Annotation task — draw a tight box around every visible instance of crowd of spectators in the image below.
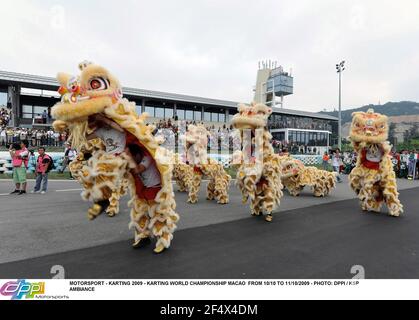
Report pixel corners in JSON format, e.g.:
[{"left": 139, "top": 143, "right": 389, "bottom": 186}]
[
  {"left": 2, "top": 116, "right": 418, "bottom": 181},
  {"left": 269, "top": 115, "right": 333, "bottom": 131},
  {"left": 324, "top": 149, "right": 419, "bottom": 181},
  {"left": 0, "top": 108, "right": 11, "bottom": 127},
  {"left": 0, "top": 127, "right": 68, "bottom": 148},
  {"left": 151, "top": 118, "right": 240, "bottom": 151},
  {"left": 392, "top": 150, "right": 419, "bottom": 180}
]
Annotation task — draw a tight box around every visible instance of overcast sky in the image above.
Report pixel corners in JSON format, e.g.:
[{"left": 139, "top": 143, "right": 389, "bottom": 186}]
[{"left": 1, "top": 0, "right": 418, "bottom": 112}]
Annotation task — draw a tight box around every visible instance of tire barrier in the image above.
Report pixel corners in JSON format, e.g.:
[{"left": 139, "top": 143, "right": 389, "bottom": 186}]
[{"left": 0, "top": 152, "right": 65, "bottom": 174}]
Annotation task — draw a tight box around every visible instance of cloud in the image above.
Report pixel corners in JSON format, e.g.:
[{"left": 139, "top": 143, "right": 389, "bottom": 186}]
[{"left": 0, "top": 0, "right": 418, "bottom": 111}]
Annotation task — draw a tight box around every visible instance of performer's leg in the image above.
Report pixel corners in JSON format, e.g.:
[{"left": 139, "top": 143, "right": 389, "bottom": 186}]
[
  {"left": 187, "top": 171, "right": 202, "bottom": 204},
  {"left": 288, "top": 185, "right": 303, "bottom": 196},
  {"left": 128, "top": 197, "right": 152, "bottom": 248},
  {"left": 349, "top": 167, "right": 363, "bottom": 195},
  {"left": 106, "top": 189, "right": 122, "bottom": 217},
  {"left": 262, "top": 188, "right": 276, "bottom": 222},
  {"left": 381, "top": 172, "right": 403, "bottom": 217},
  {"left": 206, "top": 179, "right": 215, "bottom": 201},
  {"left": 148, "top": 199, "right": 179, "bottom": 254},
  {"left": 359, "top": 178, "right": 382, "bottom": 212},
  {"left": 177, "top": 178, "right": 187, "bottom": 192},
  {"left": 214, "top": 173, "right": 230, "bottom": 204},
  {"left": 250, "top": 196, "right": 262, "bottom": 216},
  {"left": 263, "top": 173, "right": 283, "bottom": 222}
]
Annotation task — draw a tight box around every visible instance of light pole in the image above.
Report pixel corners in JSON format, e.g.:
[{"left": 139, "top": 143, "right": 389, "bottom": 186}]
[{"left": 336, "top": 60, "right": 345, "bottom": 150}]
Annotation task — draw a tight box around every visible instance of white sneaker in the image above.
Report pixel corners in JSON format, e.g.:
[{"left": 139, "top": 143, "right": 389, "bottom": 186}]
[
  {"left": 31, "top": 190, "right": 40, "bottom": 194},
  {"left": 40, "top": 191, "right": 46, "bottom": 194}
]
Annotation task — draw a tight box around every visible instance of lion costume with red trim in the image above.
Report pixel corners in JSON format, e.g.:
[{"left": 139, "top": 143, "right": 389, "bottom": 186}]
[
  {"left": 51, "top": 61, "right": 179, "bottom": 253},
  {"left": 348, "top": 108, "right": 403, "bottom": 216},
  {"left": 231, "top": 102, "right": 283, "bottom": 222},
  {"left": 279, "top": 156, "right": 336, "bottom": 197}
]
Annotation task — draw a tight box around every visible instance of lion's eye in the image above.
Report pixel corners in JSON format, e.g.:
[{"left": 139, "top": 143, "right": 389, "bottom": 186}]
[{"left": 89, "top": 77, "right": 109, "bottom": 91}]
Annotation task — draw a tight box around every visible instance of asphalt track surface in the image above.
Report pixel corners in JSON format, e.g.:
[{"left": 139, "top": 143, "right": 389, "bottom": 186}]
[{"left": 0, "top": 177, "right": 419, "bottom": 279}]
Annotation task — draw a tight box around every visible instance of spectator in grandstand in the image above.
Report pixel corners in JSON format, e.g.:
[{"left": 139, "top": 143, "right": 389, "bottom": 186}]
[
  {"left": 30, "top": 129, "right": 37, "bottom": 147},
  {"left": 53, "top": 131, "right": 60, "bottom": 146},
  {"left": 0, "top": 127, "right": 6, "bottom": 146},
  {"left": 6, "top": 127, "right": 13, "bottom": 144},
  {"left": 19, "top": 128, "right": 28, "bottom": 142},
  {"left": 13, "top": 128, "right": 19, "bottom": 143},
  {"left": 0, "top": 108, "right": 10, "bottom": 126},
  {"left": 36, "top": 130, "right": 43, "bottom": 146},
  {"left": 47, "top": 128, "right": 54, "bottom": 146},
  {"left": 31, "top": 147, "right": 52, "bottom": 194},
  {"left": 9, "top": 140, "right": 29, "bottom": 195}
]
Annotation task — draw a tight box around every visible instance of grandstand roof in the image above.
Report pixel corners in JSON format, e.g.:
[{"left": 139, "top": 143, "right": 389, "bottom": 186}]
[{"left": 0, "top": 70, "right": 337, "bottom": 121}]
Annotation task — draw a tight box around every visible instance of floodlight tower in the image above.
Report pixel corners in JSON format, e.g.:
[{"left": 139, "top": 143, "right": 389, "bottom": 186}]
[{"left": 336, "top": 60, "right": 345, "bottom": 150}]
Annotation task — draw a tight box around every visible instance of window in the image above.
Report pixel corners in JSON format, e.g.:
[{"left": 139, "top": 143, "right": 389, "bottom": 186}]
[
  {"left": 177, "top": 108, "right": 185, "bottom": 120},
  {"left": 165, "top": 108, "right": 174, "bottom": 118},
  {"left": 0, "top": 91, "right": 7, "bottom": 107},
  {"left": 155, "top": 107, "right": 165, "bottom": 118},
  {"left": 204, "top": 112, "right": 211, "bottom": 122},
  {"left": 145, "top": 106, "right": 154, "bottom": 117},
  {"left": 185, "top": 110, "right": 193, "bottom": 120},
  {"left": 34, "top": 106, "right": 47, "bottom": 115},
  {"left": 194, "top": 110, "right": 202, "bottom": 121},
  {"left": 211, "top": 113, "right": 218, "bottom": 122},
  {"left": 135, "top": 105, "right": 142, "bottom": 115},
  {"left": 22, "top": 105, "right": 32, "bottom": 113},
  {"left": 219, "top": 112, "right": 225, "bottom": 123}
]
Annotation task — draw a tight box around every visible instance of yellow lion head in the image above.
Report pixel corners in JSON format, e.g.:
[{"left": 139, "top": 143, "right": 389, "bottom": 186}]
[
  {"left": 349, "top": 108, "right": 389, "bottom": 143},
  {"left": 52, "top": 62, "right": 122, "bottom": 123},
  {"left": 231, "top": 102, "right": 272, "bottom": 130}
]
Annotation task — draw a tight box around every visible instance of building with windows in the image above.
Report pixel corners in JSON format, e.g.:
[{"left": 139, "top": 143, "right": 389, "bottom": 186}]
[{"left": 0, "top": 69, "right": 338, "bottom": 151}]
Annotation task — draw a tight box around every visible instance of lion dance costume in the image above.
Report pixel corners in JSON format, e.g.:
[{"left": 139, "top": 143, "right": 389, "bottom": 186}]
[
  {"left": 279, "top": 156, "right": 336, "bottom": 197},
  {"left": 231, "top": 103, "right": 283, "bottom": 222},
  {"left": 348, "top": 109, "right": 403, "bottom": 216},
  {"left": 173, "top": 124, "right": 231, "bottom": 204},
  {"left": 52, "top": 61, "right": 179, "bottom": 253}
]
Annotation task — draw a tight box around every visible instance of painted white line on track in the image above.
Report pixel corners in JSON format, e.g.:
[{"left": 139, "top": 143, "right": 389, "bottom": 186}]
[{"left": 55, "top": 189, "right": 82, "bottom": 192}]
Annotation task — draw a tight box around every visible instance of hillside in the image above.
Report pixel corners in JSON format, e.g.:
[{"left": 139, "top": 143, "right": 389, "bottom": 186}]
[{"left": 321, "top": 101, "right": 419, "bottom": 124}]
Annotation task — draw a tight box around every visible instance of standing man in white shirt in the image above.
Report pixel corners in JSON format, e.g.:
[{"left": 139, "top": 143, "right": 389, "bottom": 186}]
[
  {"left": 0, "top": 127, "right": 6, "bottom": 147},
  {"left": 332, "top": 149, "right": 343, "bottom": 183},
  {"left": 60, "top": 142, "right": 77, "bottom": 177}
]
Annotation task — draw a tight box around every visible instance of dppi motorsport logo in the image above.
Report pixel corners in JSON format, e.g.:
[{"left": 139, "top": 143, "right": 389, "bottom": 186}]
[{"left": 0, "top": 280, "right": 45, "bottom": 300}]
